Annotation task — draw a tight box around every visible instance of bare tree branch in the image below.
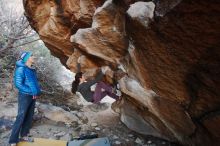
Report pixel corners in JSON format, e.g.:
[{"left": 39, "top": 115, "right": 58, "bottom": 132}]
[
  {"left": 0, "top": 1, "right": 39, "bottom": 54},
  {"left": 11, "top": 38, "right": 40, "bottom": 48}
]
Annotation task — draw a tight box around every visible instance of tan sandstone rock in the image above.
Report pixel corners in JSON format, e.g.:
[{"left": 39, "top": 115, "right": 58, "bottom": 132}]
[{"left": 24, "top": 0, "right": 220, "bottom": 145}]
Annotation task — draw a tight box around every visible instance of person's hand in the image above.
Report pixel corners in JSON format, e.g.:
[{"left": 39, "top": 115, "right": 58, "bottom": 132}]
[
  {"left": 101, "top": 66, "right": 110, "bottom": 74},
  {"left": 77, "top": 55, "right": 85, "bottom": 63},
  {"left": 106, "top": 69, "right": 114, "bottom": 78},
  {"left": 33, "top": 96, "right": 38, "bottom": 99}
]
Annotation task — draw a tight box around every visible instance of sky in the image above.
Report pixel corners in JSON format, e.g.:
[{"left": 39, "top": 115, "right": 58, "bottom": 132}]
[{"left": 1, "top": 0, "right": 24, "bottom": 16}]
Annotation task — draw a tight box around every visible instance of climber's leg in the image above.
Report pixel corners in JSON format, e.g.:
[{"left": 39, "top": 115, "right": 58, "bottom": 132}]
[{"left": 93, "top": 82, "right": 119, "bottom": 103}]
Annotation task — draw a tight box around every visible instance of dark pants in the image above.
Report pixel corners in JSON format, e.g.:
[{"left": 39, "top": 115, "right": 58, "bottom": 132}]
[
  {"left": 9, "top": 92, "right": 36, "bottom": 144},
  {"left": 92, "top": 82, "right": 119, "bottom": 103}
]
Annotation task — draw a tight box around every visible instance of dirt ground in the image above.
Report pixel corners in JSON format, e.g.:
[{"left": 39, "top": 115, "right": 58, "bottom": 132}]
[{"left": 0, "top": 95, "right": 180, "bottom": 146}]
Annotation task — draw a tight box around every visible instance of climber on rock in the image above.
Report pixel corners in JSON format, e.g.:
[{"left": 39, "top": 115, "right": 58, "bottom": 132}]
[{"left": 71, "top": 55, "right": 121, "bottom": 104}]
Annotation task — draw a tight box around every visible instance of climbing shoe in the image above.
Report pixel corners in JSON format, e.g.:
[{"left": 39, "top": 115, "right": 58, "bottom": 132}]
[
  {"left": 112, "top": 86, "right": 122, "bottom": 97},
  {"left": 113, "top": 69, "right": 127, "bottom": 80},
  {"left": 115, "top": 89, "right": 122, "bottom": 97}
]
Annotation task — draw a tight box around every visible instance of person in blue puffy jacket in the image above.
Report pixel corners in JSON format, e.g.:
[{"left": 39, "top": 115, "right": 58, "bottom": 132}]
[{"left": 9, "top": 51, "right": 41, "bottom": 146}]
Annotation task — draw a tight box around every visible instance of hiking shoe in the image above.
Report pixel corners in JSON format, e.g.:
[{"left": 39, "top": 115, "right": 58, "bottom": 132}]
[{"left": 20, "top": 137, "right": 34, "bottom": 142}]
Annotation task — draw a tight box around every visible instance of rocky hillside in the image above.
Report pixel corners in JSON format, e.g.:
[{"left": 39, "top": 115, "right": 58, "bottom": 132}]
[{"left": 23, "top": 0, "right": 220, "bottom": 145}]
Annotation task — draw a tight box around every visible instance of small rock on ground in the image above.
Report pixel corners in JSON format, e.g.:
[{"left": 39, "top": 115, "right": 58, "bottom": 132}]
[
  {"left": 113, "top": 135, "right": 119, "bottom": 139},
  {"left": 91, "top": 123, "right": 98, "bottom": 127},
  {"left": 115, "top": 141, "right": 121, "bottom": 145},
  {"left": 135, "top": 137, "right": 143, "bottom": 144},
  {"left": 95, "top": 127, "right": 101, "bottom": 131}
]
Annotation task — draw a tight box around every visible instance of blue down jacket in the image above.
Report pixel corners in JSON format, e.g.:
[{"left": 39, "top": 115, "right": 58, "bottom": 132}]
[{"left": 14, "top": 60, "right": 41, "bottom": 96}]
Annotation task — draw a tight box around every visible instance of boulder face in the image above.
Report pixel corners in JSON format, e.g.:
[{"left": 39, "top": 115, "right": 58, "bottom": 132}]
[
  {"left": 24, "top": 0, "right": 105, "bottom": 64},
  {"left": 24, "top": 0, "right": 220, "bottom": 145}
]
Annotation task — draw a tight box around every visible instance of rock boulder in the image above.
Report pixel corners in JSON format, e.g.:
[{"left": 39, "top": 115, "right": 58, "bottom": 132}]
[{"left": 24, "top": 0, "right": 220, "bottom": 145}]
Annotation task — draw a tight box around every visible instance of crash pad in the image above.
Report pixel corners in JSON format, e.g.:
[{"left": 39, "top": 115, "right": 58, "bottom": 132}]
[
  {"left": 17, "top": 138, "right": 67, "bottom": 146},
  {"left": 67, "top": 137, "right": 110, "bottom": 146}
]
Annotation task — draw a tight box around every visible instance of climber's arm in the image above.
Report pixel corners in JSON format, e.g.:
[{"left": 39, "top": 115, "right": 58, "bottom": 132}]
[
  {"left": 77, "top": 55, "right": 84, "bottom": 72},
  {"left": 83, "top": 70, "right": 104, "bottom": 87},
  {"left": 77, "top": 63, "right": 81, "bottom": 72}
]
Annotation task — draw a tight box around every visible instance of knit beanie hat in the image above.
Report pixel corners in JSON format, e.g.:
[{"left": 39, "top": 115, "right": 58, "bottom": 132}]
[{"left": 20, "top": 52, "right": 32, "bottom": 63}]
